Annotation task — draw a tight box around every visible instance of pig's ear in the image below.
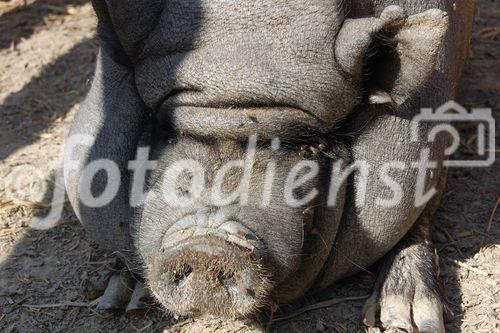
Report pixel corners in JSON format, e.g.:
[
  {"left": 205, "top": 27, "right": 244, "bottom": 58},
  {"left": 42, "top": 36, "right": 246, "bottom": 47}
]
[
  {"left": 335, "top": 6, "right": 449, "bottom": 105},
  {"left": 91, "top": 0, "right": 163, "bottom": 64}
]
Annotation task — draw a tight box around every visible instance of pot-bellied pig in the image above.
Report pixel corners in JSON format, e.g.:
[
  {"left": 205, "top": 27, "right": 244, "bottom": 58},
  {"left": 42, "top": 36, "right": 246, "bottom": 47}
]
[{"left": 64, "top": 1, "right": 474, "bottom": 331}]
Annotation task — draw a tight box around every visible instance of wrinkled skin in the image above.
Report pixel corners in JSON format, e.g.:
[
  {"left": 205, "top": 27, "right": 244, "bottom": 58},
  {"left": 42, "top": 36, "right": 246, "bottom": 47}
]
[{"left": 64, "top": 0, "right": 474, "bottom": 330}]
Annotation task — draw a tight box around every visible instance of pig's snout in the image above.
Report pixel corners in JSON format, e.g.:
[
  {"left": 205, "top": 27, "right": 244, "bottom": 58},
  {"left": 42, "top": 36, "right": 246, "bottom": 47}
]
[{"left": 149, "top": 229, "right": 272, "bottom": 318}]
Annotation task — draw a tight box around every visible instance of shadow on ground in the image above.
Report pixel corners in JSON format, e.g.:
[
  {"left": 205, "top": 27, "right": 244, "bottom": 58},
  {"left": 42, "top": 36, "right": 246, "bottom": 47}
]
[
  {"left": 0, "top": 171, "right": 172, "bottom": 333},
  {"left": 0, "top": 0, "right": 89, "bottom": 51},
  {"left": 0, "top": 37, "right": 96, "bottom": 161}
]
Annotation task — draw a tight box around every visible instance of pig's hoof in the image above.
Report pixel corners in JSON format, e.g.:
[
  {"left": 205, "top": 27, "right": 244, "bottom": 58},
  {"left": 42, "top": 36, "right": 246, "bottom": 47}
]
[
  {"left": 126, "top": 281, "right": 154, "bottom": 313},
  {"left": 363, "top": 291, "right": 444, "bottom": 333},
  {"left": 95, "top": 260, "right": 153, "bottom": 313},
  {"left": 362, "top": 246, "right": 445, "bottom": 333},
  {"left": 97, "top": 266, "right": 135, "bottom": 312}
]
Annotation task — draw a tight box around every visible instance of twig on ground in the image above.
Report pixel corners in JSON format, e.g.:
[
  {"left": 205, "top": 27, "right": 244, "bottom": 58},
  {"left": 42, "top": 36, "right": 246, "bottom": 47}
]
[
  {"left": 131, "top": 322, "right": 154, "bottom": 333},
  {"left": 486, "top": 197, "right": 500, "bottom": 233},
  {"left": 447, "top": 258, "right": 489, "bottom": 277},
  {"left": 85, "top": 259, "right": 115, "bottom": 265},
  {"left": 271, "top": 295, "right": 369, "bottom": 323},
  {"left": 23, "top": 298, "right": 100, "bottom": 309},
  {"left": 480, "top": 27, "right": 500, "bottom": 40},
  {"left": 38, "top": 4, "right": 69, "bottom": 14},
  {"left": 0, "top": 227, "right": 25, "bottom": 237},
  {"left": 440, "top": 227, "right": 464, "bottom": 257},
  {"left": 0, "top": 198, "right": 67, "bottom": 211}
]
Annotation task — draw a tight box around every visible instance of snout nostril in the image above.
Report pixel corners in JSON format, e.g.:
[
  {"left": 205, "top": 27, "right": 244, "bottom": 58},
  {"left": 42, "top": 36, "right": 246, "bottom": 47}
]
[
  {"left": 172, "top": 265, "right": 192, "bottom": 285},
  {"left": 245, "top": 288, "right": 255, "bottom": 298},
  {"left": 216, "top": 268, "right": 236, "bottom": 285}
]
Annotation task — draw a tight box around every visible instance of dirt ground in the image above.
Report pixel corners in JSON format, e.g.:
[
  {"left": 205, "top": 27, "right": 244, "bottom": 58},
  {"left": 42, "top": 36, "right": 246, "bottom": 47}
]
[{"left": 0, "top": 1, "right": 498, "bottom": 332}]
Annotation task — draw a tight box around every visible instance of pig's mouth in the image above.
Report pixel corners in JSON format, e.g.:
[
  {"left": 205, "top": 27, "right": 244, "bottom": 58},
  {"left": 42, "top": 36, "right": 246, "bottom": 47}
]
[
  {"left": 161, "top": 218, "right": 265, "bottom": 253},
  {"left": 148, "top": 218, "right": 273, "bottom": 318},
  {"left": 159, "top": 105, "right": 327, "bottom": 140}
]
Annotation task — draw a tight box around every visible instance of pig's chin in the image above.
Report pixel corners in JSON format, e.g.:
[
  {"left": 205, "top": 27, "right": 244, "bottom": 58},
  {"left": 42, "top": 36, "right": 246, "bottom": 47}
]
[{"left": 147, "top": 218, "right": 273, "bottom": 318}]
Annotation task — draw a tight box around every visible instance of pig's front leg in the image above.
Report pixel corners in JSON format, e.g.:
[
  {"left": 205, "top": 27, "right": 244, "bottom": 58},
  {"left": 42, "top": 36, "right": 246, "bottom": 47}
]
[
  {"left": 362, "top": 206, "right": 446, "bottom": 333},
  {"left": 64, "top": 45, "right": 148, "bottom": 265},
  {"left": 64, "top": 47, "right": 151, "bottom": 312},
  {"left": 312, "top": 108, "right": 449, "bottom": 332}
]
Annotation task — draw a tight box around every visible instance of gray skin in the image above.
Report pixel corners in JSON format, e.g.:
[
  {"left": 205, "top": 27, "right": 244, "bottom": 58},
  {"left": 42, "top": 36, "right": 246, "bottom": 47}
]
[{"left": 64, "top": 0, "right": 474, "bottom": 331}]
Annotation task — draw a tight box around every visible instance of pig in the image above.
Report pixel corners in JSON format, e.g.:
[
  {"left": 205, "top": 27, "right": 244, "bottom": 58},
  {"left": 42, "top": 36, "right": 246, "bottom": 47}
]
[{"left": 63, "top": 1, "right": 475, "bottom": 332}]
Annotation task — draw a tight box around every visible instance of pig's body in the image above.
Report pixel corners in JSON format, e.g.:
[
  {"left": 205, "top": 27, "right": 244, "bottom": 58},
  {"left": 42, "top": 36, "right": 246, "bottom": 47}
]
[
  {"left": 64, "top": 1, "right": 474, "bottom": 331},
  {"left": 318, "top": 0, "right": 475, "bottom": 285}
]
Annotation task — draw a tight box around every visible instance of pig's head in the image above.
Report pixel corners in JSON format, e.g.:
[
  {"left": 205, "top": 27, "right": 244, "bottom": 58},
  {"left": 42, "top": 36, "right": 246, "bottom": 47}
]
[
  {"left": 91, "top": 0, "right": 448, "bottom": 318},
  {"left": 136, "top": 137, "right": 340, "bottom": 317}
]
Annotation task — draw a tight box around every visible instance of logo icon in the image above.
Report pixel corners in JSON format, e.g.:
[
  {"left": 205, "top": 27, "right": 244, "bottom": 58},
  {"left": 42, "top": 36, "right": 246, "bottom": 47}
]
[{"left": 411, "top": 101, "right": 496, "bottom": 167}]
